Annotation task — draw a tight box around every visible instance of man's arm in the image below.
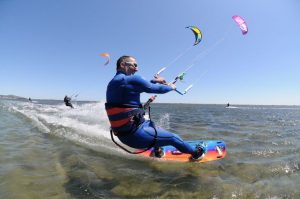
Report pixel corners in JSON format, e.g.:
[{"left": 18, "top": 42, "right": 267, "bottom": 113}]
[{"left": 127, "top": 75, "right": 174, "bottom": 94}]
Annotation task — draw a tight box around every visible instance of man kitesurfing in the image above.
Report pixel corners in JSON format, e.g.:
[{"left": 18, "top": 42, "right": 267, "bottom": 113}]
[
  {"left": 105, "top": 55, "right": 205, "bottom": 161},
  {"left": 64, "top": 95, "right": 74, "bottom": 108}
]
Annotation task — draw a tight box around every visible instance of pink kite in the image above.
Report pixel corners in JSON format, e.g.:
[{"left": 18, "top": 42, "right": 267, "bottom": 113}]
[{"left": 232, "top": 15, "right": 248, "bottom": 35}]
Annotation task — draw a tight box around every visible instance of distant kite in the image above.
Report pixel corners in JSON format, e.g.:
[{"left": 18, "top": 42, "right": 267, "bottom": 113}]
[
  {"left": 232, "top": 15, "right": 248, "bottom": 35},
  {"left": 100, "top": 53, "right": 110, "bottom": 65},
  {"left": 186, "top": 26, "right": 202, "bottom": 46}
]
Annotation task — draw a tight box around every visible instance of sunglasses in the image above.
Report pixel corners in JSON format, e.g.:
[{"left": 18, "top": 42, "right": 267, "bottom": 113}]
[{"left": 124, "top": 62, "right": 138, "bottom": 68}]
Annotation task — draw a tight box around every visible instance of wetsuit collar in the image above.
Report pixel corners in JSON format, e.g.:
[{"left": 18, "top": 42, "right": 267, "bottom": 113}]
[
  {"left": 116, "top": 70, "right": 126, "bottom": 75},
  {"left": 116, "top": 70, "right": 136, "bottom": 76}
]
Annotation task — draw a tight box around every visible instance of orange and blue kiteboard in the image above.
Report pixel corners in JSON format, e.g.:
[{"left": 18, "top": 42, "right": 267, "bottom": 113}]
[{"left": 138, "top": 140, "right": 227, "bottom": 163}]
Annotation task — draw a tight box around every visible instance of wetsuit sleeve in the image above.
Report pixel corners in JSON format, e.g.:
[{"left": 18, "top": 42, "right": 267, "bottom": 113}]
[
  {"left": 127, "top": 75, "right": 173, "bottom": 94},
  {"left": 150, "top": 79, "right": 156, "bottom": 84}
]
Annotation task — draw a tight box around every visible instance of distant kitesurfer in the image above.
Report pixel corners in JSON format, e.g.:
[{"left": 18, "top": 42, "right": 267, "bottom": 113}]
[
  {"left": 28, "top": 97, "right": 32, "bottom": 102},
  {"left": 64, "top": 95, "right": 74, "bottom": 108},
  {"left": 227, "top": 103, "right": 230, "bottom": 107},
  {"left": 105, "top": 55, "right": 205, "bottom": 160}
]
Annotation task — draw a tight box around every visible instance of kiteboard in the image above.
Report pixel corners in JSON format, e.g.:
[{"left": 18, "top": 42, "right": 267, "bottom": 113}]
[
  {"left": 225, "top": 106, "right": 238, "bottom": 109},
  {"left": 138, "top": 140, "right": 226, "bottom": 163}
]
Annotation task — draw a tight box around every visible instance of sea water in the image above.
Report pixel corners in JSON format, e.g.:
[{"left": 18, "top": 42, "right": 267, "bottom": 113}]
[{"left": 0, "top": 99, "right": 299, "bottom": 198}]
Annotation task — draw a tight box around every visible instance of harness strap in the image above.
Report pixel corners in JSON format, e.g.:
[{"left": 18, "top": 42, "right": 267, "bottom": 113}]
[{"left": 110, "top": 105, "right": 158, "bottom": 154}]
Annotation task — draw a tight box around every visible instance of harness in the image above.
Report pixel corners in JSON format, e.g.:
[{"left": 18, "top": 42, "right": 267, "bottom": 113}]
[{"left": 105, "top": 97, "right": 158, "bottom": 154}]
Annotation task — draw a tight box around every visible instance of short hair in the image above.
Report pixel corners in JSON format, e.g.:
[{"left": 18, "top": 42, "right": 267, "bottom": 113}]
[{"left": 116, "top": 55, "right": 135, "bottom": 70}]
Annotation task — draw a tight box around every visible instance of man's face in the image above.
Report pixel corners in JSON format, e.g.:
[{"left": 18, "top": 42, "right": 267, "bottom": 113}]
[{"left": 121, "top": 57, "right": 138, "bottom": 75}]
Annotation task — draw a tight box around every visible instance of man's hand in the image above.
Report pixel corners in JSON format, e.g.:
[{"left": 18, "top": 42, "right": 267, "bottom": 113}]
[
  {"left": 153, "top": 74, "right": 167, "bottom": 85},
  {"left": 168, "top": 83, "right": 176, "bottom": 90}
]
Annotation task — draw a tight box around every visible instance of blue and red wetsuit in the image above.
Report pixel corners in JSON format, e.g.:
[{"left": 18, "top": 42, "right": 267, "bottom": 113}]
[{"left": 105, "top": 71, "right": 196, "bottom": 154}]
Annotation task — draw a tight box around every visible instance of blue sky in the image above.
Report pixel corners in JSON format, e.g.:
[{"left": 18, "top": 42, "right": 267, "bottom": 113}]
[{"left": 1, "top": 0, "right": 300, "bottom": 105}]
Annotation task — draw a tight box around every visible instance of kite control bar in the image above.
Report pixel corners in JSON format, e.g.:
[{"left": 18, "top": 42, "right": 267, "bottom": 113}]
[
  {"left": 156, "top": 68, "right": 194, "bottom": 95},
  {"left": 175, "top": 84, "right": 193, "bottom": 95},
  {"left": 143, "top": 69, "right": 192, "bottom": 109}
]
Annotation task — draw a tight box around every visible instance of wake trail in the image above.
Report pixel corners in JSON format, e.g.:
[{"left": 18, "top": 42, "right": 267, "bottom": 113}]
[{"left": 6, "top": 100, "right": 119, "bottom": 153}]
